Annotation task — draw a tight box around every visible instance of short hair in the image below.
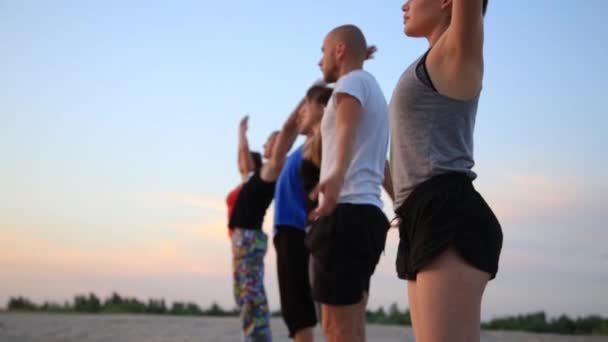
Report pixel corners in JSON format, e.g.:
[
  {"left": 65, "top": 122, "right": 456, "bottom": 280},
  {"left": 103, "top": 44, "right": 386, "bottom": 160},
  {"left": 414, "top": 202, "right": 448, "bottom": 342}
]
[
  {"left": 306, "top": 85, "right": 333, "bottom": 106},
  {"left": 329, "top": 25, "right": 367, "bottom": 60}
]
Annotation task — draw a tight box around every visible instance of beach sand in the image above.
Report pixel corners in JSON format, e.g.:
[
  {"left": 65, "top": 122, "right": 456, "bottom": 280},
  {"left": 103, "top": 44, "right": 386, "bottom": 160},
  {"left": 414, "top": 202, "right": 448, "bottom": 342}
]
[{"left": 0, "top": 313, "right": 606, "bottom": 342}]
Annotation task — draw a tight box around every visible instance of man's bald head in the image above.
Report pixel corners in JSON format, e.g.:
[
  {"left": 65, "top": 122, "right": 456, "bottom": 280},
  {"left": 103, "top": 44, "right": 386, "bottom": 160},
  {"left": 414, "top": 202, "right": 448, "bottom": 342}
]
[
  {"left": 318, "top": 24, "right": 370, "bottom": 83},
  {"left": 327, "top": 24, "right": 368, "bottom": 61}
]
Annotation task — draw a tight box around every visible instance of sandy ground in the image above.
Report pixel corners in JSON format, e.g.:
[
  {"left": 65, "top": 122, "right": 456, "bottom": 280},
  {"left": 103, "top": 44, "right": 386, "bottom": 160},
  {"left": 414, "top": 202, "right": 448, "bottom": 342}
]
[{"left": 0, "top": 313, "right": 606, "bottom": 342}]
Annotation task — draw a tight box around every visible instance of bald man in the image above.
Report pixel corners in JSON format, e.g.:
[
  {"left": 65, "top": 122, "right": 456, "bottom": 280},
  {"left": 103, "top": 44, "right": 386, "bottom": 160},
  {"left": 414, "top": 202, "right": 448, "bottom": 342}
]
[{"left": 306, "top": 25, "right": 391, "bottom": 342}]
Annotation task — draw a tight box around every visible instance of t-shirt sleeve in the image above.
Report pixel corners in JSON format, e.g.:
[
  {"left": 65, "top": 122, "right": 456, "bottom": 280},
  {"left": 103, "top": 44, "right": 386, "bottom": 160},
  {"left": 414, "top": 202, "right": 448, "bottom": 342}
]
[{"left": 334, "top": 72, "right": 368, "bottom": 106}]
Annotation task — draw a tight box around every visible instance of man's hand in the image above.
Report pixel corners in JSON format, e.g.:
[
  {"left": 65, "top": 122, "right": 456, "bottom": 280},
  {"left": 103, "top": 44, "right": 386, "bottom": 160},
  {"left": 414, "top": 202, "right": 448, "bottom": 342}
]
[{"left": 309, "top": 172, "right": 345, "bottom": 220}]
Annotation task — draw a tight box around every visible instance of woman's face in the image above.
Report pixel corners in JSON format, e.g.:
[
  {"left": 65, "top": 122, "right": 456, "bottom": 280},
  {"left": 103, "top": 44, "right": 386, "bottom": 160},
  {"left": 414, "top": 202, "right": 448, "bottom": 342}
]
[
  {"left": 298, "top": 98, "right": 325, "bottom": 136},
  {"left": 401, "top": 0, "right": 449, "bottom": 38}
]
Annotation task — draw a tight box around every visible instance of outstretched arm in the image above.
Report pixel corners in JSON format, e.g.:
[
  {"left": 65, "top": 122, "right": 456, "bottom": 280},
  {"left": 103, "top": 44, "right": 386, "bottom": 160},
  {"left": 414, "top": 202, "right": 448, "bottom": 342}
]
[
  {"left": 237, "top": 115, "right": 255, "bottom": 181},
  {"left": 260, "top": 99, "right": 304, "bottom": 182}
]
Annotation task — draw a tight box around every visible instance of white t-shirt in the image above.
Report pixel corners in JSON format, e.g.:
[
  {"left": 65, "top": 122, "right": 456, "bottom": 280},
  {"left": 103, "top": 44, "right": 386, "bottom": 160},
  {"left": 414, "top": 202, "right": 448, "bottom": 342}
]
[{"left": 320, "top": 69, "right": 389, "bottom": 209}]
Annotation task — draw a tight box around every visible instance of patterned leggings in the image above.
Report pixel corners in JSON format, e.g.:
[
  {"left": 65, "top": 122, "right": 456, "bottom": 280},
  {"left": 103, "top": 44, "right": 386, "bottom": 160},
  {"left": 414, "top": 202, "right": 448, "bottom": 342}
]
[{"left": 232, "top": 229, "right": 271, "bottom": 342}]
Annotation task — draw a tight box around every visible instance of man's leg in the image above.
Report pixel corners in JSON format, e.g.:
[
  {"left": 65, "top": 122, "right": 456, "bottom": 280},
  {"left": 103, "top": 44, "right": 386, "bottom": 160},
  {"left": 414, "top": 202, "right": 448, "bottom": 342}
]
[
  {"left": 294, "top": 327, "right": 314, "bottom": 342},
  {"left": 321, "top": 293, "right": 368, "bottom": 342},
  {"left": 308, "top": 254, "right": 322, "bottom": 323}
]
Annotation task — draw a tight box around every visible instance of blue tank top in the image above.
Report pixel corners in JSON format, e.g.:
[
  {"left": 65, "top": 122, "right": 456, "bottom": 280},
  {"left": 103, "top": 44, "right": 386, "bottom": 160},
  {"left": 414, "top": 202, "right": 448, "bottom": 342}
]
[{"left": 274, "top": 145, "right": 307, "bottom": 233}]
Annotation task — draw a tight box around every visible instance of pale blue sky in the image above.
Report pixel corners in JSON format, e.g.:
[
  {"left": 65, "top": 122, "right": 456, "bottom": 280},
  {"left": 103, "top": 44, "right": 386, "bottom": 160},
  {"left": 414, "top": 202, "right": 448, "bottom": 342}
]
[{"left": 1, "top": 0, "right": 607, "bottom": 320}]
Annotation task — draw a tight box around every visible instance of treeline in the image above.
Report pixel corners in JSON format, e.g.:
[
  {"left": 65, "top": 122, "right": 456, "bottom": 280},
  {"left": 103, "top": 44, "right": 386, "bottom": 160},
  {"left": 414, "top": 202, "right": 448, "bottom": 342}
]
[
  {"left": 482, "top": 311, "right": 608, "bottom": 336},
  {"left": 7, "top": 295, "right": 608, "bottom": 335},
  {"left": 366, "top": 303, "right": 411, "bottom": 325},
  {"left": 366, "top": 304, "right": 608, "bottom": 336},
  {"left": 7, "top": 293, "right": 238, "bottom": 317}
]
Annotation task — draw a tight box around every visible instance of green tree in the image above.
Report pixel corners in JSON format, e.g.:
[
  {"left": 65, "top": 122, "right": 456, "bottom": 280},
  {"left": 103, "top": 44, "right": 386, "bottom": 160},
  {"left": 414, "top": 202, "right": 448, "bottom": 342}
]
[
  {"left": 73, "top": 293, "right": 101, "bottom": 313},
  {"left": 8, "top": 297, "right": 37, "bottom": 311},
  {"left": 186, "top": 303, "right": 203, "bottom": 316},
  {"left": 170, "top": 302, "right": 187, "bottom": 315},
  {"left": 205, "top": 302, "right": 224, "bottom": 316},
  {"left": 145, "top": 299, "right": 167, "bottom": 315}
]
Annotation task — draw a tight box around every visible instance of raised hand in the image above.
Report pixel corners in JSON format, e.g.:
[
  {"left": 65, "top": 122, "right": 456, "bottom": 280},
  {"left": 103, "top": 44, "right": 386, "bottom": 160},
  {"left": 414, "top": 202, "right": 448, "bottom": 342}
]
[{"left": 239, "top": 115, "right": 249, "bottom": 135}]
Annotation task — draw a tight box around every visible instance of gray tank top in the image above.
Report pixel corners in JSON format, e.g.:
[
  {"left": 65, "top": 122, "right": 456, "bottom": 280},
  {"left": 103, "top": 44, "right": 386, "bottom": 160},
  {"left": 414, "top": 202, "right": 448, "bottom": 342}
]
[{"left": 389, "top": 53, "right": 479, "bottom": 209}]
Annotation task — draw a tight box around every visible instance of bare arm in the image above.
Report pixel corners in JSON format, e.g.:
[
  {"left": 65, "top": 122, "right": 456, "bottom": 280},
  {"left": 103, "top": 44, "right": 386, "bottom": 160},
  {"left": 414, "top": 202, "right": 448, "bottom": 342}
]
[
  {"left": 429, "top": 0, "right": 484, "bottom": 99},
  {"left": 260, "top": 99, "right": 305, "bottom": 182},
  {"left": 333, "top": 94, "right": 361, "bottom": 181},
  {"left": 310, "top": 93, "right": 361, "bottom": 219},
  {"left": 446, "top": 0, "right": 485, "bottom": 58},
  {"left": 238, "top": 116, "right": 255, "bottom": 180}
]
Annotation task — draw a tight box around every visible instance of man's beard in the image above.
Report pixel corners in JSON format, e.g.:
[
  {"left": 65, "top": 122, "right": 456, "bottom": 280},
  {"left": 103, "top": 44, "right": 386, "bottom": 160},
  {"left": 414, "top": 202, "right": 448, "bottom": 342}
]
[{"left": 324, "top": 66, "right": 338, "bottom": 83}]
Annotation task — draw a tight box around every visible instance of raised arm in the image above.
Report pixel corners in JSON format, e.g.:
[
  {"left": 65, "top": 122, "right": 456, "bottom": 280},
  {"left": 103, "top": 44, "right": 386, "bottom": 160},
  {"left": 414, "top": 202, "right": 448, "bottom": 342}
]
[
  {"left": 260, "top": 99, "right": 304, "bottom": 182},
  {"left": 445, "top": 0, "right": 485, "bottom": 59},
  {"left": 428, "top": 0, "right": 485, "bottom": 99},
  {"left": 238, "top": 116, "right": 255, "bottom": 181}
]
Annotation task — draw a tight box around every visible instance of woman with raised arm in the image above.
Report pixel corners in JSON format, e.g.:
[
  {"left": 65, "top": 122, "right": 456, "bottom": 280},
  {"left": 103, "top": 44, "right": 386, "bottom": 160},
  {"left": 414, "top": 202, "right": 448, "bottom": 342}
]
[
  {"left": 226, "top": 116, "right": 263, "bottom": 238},
  {"left": 228, "top": 94, "right": 320, "bottom": 341},
  {"left": 389, "top": 1, "right": 503, "bottom": 341},
  {"left": 227, "top": 115, "right": 278, "bottom": 341}
]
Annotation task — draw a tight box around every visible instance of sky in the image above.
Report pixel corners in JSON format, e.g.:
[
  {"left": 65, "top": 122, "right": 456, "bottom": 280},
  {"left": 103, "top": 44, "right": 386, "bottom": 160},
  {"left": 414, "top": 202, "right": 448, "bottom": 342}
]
[{"left": 1, "top": 0, "right": 607, "bottom": 321}]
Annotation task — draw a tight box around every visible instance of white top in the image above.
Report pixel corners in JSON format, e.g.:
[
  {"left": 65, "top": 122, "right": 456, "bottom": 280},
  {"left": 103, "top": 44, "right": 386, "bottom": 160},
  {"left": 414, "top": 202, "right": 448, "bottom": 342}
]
[{"left": 320, "top": 69, "right": 389, "bottom": 209}]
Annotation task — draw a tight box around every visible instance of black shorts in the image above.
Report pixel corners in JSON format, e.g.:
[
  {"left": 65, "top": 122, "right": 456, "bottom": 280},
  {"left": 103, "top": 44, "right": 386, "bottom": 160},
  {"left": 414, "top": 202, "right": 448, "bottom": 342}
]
[
  {"left": 274, "top": 226, "right": 317, "bottom": 337},
  {"left": 305, "top": 203, "right": 389, "bottom": 305},
  {"left": 396, "top": 172, "right": 503, "bottom": 280}
]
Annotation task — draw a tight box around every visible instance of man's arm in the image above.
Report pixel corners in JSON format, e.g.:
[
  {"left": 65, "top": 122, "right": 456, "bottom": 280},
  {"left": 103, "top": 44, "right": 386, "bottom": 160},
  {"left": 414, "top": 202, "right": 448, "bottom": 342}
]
[
  {"left": 333, "top": 94, "right": 361, "bottom": 181},
  {"left": 310, "top": 93, "right": 361, "bottom": 219}
]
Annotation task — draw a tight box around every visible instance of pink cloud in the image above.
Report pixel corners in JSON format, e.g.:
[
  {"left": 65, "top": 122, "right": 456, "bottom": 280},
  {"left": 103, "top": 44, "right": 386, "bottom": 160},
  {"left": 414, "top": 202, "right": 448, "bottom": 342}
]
[
  {"left": 159, "top": 192, "right": 226, "bottom": 213},
  {"left": 168, "top": 220, "right": 230, "bottom": 244},
  {"left": 477, "top": 171, "right": 588, "bottom": 222},
  {"left": 0, "top": 228, "right": 231, "bottom": 279}
]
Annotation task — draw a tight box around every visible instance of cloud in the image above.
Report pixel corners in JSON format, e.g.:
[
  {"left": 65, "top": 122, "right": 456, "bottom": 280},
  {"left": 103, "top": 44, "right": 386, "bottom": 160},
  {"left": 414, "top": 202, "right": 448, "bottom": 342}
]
[
  {"left": 3, "top": 180, "right": 606, "bottom": 318},
  {"left": 499, "top": 248, "right": 577, "bottom": 272},
  {"left": 0, "top": 227, "right": 231, "bottom": 278},
  {"left": 476, "top": 169, "right": 607, "bottom": 224},
  {"left": 158, "top": 192, "right": 226, "bottom": 213},
  {"left": 167, "top": 221, "right": 229, "bottom": 244}
]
